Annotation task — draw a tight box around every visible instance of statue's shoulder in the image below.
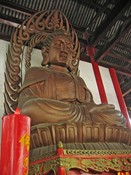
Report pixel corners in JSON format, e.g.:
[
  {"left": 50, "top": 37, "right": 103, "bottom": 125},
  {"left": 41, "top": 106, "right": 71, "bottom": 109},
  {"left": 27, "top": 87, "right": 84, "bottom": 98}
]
[
  {"left": 19, "top": 67, "right": 50, "bottom": 92},
  {"left": 76, "top": 75, "right": 86, "bottom": 85},
  {"left": 26, "top": 66, "right": 47, "bottom": 74},
  {"left": 25, "top": 66, "right": 50, "bottom": 78}
]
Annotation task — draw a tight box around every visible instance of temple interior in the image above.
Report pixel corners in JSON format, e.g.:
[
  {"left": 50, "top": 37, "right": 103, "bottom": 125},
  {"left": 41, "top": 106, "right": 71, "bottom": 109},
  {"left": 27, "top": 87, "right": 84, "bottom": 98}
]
[{"left": 0, "top": 0, "right": 131, "bottom": 175}]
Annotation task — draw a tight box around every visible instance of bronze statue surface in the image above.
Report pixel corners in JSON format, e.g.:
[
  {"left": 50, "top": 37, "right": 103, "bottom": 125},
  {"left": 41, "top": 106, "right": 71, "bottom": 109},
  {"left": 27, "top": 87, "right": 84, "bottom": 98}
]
[
  {"left": 18, "top": 31, "right": 125, "bottom": 127},
  {"left": 5, "top": 9, "right": 128, "bottom": 149}
]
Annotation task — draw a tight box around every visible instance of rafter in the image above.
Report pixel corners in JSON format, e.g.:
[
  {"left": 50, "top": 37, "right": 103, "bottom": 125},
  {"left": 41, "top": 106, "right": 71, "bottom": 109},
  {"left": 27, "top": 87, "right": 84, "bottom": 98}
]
[
  {"left": 117, "top": 42, "right": 131, "bottom": 50},
  {"left": 100, "top": 60, "right": 131, "bottom": 77},
  {"left": 0, "top": 18, "right": 19, "bottom": 28},
  {"left": 0, "top": 1, "right": 35, "bottom": 14},
  {"left": 124, "top": 94, "right": 131, "bottom": 101},
  {"left": 119, "top": 77, "right": 131, "bottom": 97},
  {"left": 123, "top": 87, "right": 131, "bottom": 97},
  {"left": 95, "top": 22, "right": 131, "bottom": 62},
  {"left": 89, "top": 1, "right": 130, "bottom": 45},
  {"left": 0, "top": 13, "right": 23, "bottom": 26},
  {"left": 75, "top": 0, "right": 101, "bottom": 11},
  {"left": 0, "top": 3, "right": 86, "bottom": 38},
  {"left": 108, "top": 52, "right": 131, "bottom": 64},
  {"left": 83, "top": 0, "right": 113, "bottom": 40}
]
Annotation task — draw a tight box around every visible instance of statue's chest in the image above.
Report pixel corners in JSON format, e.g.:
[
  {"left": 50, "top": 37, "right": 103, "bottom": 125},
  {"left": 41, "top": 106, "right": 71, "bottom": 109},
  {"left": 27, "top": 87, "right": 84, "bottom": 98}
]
[
  {"left": 51, "top": 72, "right": 77, "bottom": 99},
  {"left": 55, "top": 72, "right": 74, "bottom": 85}
]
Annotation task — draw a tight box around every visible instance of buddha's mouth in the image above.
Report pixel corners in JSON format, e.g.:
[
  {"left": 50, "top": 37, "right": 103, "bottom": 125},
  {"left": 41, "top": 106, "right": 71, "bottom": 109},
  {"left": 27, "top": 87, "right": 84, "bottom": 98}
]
[{"left": 60, "top": 52, "right": 67, "bottom": 61}]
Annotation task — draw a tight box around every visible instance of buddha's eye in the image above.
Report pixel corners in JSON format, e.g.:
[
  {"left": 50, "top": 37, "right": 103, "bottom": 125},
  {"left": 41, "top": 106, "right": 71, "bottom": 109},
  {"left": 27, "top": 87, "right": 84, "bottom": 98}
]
[
  {"left": 53, "top": 41, "right": 62, "bottom": 48},
  {"left": 67, "top": 43, "right": 73, "bottom": 50}
]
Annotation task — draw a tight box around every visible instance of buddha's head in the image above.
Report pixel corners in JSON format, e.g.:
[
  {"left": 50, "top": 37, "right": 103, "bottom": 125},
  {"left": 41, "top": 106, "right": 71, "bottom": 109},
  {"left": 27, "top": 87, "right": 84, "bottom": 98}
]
[
  {"left": 41, "top": 30, "right": 80, "bottom": 73},
  {"left": 25, "top": 10, "right": 80, "bottom": 74},
  {"left": 41, "top": 31, "right": 78, "bottom": 72}
]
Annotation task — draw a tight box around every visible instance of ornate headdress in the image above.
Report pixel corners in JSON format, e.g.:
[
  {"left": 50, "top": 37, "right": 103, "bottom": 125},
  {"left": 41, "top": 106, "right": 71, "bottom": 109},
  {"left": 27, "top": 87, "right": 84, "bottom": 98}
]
[{"left": 4, "top": 10, "right": 80, "bottom": 114}]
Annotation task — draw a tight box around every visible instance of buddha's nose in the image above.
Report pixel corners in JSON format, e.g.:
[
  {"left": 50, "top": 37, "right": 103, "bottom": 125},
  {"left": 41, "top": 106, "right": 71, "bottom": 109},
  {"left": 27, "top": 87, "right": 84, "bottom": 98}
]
[{"left": 61, "top": 44, "right": 66, "bottom": 51}]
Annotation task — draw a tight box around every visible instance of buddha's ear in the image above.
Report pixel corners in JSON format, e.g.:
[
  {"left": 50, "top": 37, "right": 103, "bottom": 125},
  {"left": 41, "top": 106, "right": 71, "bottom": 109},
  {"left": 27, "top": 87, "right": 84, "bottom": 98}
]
[
  {"left": 41, "top": 47, "right": 47, "bottom": 56},
  {"left": 41, "top": 47, "right": 49, "bottom": 66}
]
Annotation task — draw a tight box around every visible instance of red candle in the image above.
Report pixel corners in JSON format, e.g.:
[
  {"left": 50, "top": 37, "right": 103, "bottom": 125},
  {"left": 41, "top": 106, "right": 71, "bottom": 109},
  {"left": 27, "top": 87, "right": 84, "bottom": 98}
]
[{"left": 1, "top": 108, "right": 31, "bottom": 175}]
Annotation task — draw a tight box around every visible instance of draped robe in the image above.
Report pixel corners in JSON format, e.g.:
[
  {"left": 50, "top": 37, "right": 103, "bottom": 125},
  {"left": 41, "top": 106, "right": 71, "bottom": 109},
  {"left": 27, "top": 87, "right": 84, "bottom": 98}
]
[{"left": 18, "top": 66, "right": 126, "bottom": 126}]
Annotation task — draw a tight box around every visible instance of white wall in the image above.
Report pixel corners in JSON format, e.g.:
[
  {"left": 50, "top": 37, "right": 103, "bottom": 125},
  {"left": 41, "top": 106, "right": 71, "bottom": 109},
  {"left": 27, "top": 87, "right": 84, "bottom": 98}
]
[
  {"left": 0, "top": 40, "right": 8, "bottom": 117},
  {"left": 0, "top": 40, "right": 9, "bottom": 143},
  {"left": 79, "top": 61, "right": 101, "bottom": 104},
  {"left": 99, "top": 66, "right": 120, "bottom": 110}
]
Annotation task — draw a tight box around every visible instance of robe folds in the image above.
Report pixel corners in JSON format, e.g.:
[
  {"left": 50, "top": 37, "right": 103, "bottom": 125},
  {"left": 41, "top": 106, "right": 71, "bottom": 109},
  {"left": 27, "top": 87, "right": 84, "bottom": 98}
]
[{"left": 18, "top": 67, "right": 125, "bottom": 126}]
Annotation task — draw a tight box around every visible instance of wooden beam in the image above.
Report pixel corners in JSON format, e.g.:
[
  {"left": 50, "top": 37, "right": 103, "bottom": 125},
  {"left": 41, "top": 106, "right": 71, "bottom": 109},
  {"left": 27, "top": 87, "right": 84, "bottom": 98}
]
[
  {"left": 123, "top": 89, "right": 131, "bottom": 97},
  {"left": 124, "top": 95, "right": 131, "bottom": 108},
  {"left": 95, "top": 22, "right": 131, "bottom": 62},
  {"left": 117, "top": 42, "right": 131, "bottom": 51},
  {"left": 0, "top": 3, "right": 86, "bottom": 37},
  {"left": 0, "top": 1, "right": 36, "bottom": 14},
  {"left": 90, "top": 1, "right": 130, "bottom": 45},
  {"left": 0, "top": 18, "right": 19, "bottom": 28},
  {"left": 124, "top": 95, "right": 131, "bottom": 101},
  {"left": 108, "top": 52, "right": 131, "bottom": 64},
  {"left": 100, "top": 60, "right": 131, "bottom": 77},
  {"left": 75, "top": 0, "right": 101, "bottom": 10},
  {"left": 121, "top": 80, "right": 131, "bottom": 97},
  {"left": 84, "top": 0, "right": 112, "bottom": 29}
]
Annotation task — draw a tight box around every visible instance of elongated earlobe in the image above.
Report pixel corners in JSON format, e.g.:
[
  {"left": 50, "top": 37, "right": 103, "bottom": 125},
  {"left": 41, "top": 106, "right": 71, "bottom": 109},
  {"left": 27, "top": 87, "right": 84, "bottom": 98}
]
[{"left": 41, "top": 47, "right": 49, "bottom": 66}]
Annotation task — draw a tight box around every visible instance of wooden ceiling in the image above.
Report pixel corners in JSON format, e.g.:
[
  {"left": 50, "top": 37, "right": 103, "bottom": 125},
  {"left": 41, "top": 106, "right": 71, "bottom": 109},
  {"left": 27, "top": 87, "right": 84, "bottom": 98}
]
[{"left": 0, "top": 0, "right": 131, "bottom": 115}]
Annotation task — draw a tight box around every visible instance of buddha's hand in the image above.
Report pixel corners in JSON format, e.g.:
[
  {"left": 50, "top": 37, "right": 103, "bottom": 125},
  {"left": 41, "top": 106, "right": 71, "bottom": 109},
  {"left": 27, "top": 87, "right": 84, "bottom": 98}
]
[{"left": 89, "top": 103, "right": 115, "bottom": 113}]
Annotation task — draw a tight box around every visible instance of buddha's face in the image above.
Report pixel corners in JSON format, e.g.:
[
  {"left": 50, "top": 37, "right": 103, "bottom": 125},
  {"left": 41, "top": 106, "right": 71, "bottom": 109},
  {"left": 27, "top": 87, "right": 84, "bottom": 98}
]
[{"left": 48, "top": 35, "right": 73, "bottom": 68}]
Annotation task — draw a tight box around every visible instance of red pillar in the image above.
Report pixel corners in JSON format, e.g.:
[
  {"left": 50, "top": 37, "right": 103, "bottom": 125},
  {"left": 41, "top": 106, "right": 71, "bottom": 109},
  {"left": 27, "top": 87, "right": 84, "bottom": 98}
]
[
  {"left": 1, "top": 108, "right": 31, "bottom": 175},
  {"left": 57, "top": 166, "right": 67, "bottom": 175},
  {"left": 86, "top": 46, "right": 108, "bottom": 103},
  {"left": 91, "top": 60, "right": 108, "bottom": 103},
  {"left": 109, "top": 68, "right": 131, "bottom": 128}
]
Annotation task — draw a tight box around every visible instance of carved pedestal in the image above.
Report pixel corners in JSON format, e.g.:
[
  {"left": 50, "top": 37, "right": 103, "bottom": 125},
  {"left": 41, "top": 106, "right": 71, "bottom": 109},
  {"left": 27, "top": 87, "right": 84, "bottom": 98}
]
[
  {"left": 29, "top": 142, "right": 131, "bottom": 175},
  {"left": 29, "top": 123, "right": 131, "bottom": 175}
]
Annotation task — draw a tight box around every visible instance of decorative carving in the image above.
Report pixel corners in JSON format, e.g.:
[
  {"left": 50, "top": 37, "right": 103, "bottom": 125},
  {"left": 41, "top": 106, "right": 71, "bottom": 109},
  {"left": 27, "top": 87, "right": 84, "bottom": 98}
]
[
  {"left": 5, "top": 10, "right": 79, "bottom": 114},
  {"left": 29, "top": 142, "right": 131, "bottom": 174},
  {"left": 29, "top": 156, "right": 131, "bottom": 175},
  {"left": 64, "top": 149, "right": 131, "bottom": 156},
  {"left": 29, "top": 164, "right": 42, "bottom": 175},
  {"left": 30, "top": 123, "right": 131, "bottom": 149},
  {"left": 81, "top": 158, "right": 131, "bottom": 172}
]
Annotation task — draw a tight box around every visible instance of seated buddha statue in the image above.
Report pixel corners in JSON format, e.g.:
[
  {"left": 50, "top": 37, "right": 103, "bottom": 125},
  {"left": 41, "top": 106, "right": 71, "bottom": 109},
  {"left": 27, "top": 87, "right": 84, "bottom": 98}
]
[{"left": 18, "top": 29, "right": 126, "bottom": 127}]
